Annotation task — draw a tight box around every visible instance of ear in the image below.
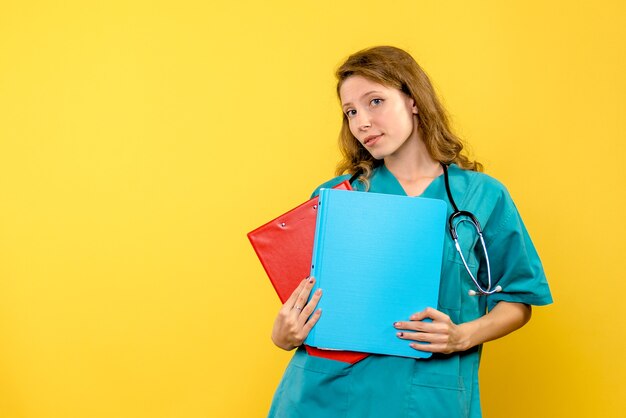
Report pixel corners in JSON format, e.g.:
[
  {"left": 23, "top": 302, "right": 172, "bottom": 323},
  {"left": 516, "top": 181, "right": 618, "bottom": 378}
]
[{"left": 409, "top": 98, "right": 418, "bottom": 115}]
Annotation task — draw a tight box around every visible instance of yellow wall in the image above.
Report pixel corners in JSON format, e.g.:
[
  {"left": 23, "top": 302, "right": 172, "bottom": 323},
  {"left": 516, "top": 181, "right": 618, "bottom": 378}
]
[{"left": 1, "top": 1, "right": 624, "bottom": 417}]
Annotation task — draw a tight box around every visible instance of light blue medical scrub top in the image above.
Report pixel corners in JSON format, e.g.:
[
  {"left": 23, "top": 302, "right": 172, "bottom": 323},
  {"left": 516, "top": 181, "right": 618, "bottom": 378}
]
[{"left": 268, "top": 164, "right": 553, "bottom": 418}]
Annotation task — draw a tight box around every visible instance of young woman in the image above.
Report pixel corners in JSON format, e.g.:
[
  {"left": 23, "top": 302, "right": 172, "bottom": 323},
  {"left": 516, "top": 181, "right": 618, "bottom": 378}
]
[{"left": 268, "top": 46, "right": 552, "bottom": 418}]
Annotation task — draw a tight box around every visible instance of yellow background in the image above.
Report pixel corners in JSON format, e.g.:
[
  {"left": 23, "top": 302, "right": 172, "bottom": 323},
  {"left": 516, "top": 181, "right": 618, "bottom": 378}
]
[{"left": 1, "top": 1, "right": 624, "bottom": 417}]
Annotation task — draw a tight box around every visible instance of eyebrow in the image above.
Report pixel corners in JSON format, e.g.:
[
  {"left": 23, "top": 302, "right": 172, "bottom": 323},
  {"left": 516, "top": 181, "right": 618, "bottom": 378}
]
[{"left": 341, "top": 90, "right": 384, "bottom": 108}]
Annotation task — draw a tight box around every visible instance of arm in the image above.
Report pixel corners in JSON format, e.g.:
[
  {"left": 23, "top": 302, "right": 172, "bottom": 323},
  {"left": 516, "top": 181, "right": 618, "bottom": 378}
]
[
  {"left": 271, "top": 277, "right": 322, "bottom": 351},
  {"left": 394, "top": 302, "right": 532, "bottom": 354}
]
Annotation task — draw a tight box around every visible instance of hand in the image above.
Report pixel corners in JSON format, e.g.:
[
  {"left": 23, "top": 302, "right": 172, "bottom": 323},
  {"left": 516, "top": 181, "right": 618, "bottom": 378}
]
[
  {"left": 394, "top": 307, "right": 470, "bottom": 354},
  {"left": 271, "top": 277, "right": 322, "bottom": 351}
]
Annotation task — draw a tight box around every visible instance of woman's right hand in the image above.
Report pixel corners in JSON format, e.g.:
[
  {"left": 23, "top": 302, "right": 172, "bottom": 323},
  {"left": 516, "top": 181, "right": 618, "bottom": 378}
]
[{"left": 271, "top": 277, "right": 322, "bottom": 350}]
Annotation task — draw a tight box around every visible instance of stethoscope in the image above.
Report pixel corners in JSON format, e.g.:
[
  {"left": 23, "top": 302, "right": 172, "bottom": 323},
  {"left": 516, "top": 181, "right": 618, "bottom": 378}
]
[
  {"left": 349, "top": 163, "right": 502, "bottom": 297},
  {"left": 441, "top": 163, "right": 502, "bottom": 296}
]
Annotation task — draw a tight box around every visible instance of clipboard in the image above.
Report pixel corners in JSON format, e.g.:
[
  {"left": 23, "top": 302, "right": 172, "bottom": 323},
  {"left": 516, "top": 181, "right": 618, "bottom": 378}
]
[{"left": 248, "top": 181, "right": 369, "bottom": 363}]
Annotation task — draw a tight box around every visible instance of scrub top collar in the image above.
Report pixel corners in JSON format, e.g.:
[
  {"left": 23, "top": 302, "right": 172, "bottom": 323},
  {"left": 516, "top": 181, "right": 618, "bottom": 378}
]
[{"left": 373, "top": 163, "right": 455, "bottom": 198}]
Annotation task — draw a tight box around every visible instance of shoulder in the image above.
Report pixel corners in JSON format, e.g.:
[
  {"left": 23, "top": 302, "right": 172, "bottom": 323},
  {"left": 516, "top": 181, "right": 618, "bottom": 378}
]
[
  {"left": 451, "top": 164, "right": 508, "bottom": 192},
  {"left": 450, "top": 165, "right": 512, "bottom": 206},
  {"left": 310, "top": 174, "right": 353, "bottom": 198},
  {"left": 449, "top": 165, "right": 521, "bottom": 234}
]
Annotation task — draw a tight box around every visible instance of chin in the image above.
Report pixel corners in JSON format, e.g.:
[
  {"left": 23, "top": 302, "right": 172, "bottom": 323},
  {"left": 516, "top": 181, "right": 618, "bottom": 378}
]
[
  {"left": 364, "top": 147, "right": 385, "bottom": 160},
  {"left": 369, "top": 150, "right": 390, "bottom": 160}
]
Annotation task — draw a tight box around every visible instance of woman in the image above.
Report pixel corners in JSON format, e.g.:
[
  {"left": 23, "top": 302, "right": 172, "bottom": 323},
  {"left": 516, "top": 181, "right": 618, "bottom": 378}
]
[{"left": 268, "top": 46, "right": 552, "bottom": 418}]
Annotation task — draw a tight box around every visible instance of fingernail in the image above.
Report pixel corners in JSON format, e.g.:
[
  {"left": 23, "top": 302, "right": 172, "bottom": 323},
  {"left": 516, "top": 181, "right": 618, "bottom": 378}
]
[
  {"left": 309, "top": 277, "right": 315, "bottom": 283},
  {"left": 315, "top": 289, "right": 322, "bottom": 295},
  {"left": 394, "top": 322, "right": 401, "bottom": 328},
  {"left": 397, "top": 332, "right": 404, "bottom": 337}
]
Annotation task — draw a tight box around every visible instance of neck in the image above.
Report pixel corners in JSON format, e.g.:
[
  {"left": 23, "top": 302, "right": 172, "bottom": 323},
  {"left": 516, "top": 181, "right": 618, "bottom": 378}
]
[{"left": 384, "top": 128, "right": 441, "bottom": 182}]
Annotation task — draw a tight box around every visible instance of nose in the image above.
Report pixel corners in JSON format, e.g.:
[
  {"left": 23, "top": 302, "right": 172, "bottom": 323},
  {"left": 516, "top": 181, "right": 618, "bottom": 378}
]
[{"left": 355, "top": 111, "right": 371, "bottom": 131}]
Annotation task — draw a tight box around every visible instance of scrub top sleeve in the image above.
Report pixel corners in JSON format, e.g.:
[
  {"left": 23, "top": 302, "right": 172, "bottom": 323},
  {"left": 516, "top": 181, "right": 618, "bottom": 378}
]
[{"left": 483, "top": 188, "right": 553, "bottom": 312}]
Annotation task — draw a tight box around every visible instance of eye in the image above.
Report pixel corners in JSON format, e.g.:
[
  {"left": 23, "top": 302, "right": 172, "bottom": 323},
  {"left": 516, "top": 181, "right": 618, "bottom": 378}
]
[
  {"left": 345, "top": 109, "right": 357, "bottom": 118},
  {"left": 370, "top": 98, "right": 383, "bottom": 106}
]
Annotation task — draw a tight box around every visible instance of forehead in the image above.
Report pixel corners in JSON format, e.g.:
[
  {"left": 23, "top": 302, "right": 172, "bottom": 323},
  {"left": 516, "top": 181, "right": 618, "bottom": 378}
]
[{"left": 339, "top": 75, "right": 393, "bottom": 104}]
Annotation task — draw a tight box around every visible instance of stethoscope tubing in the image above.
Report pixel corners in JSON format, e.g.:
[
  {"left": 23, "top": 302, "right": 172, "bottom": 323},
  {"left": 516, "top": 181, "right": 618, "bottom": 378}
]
[{"left": 442, "top": 163, "right": 502, "bottom": 296}]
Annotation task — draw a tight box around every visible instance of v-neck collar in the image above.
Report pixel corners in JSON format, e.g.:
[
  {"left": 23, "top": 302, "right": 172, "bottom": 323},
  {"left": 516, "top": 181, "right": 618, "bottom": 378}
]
[{"left": 371, "top": 163, "right": 449, "bottom": 197}]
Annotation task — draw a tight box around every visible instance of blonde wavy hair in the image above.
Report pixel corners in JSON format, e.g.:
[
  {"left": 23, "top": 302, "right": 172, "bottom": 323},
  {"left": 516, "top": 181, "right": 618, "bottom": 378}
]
[{"left": 335, "top": 46, "right": 482, "bottom": 187}]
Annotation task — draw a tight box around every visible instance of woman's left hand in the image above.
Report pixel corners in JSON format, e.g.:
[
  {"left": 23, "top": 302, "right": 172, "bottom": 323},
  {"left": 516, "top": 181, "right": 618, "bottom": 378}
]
[
  {"left": 395, "top": 302, "right": 532, "bottom": 355},
  {"left": 394, "top": 307, "right": 470, "bottom": 354}
]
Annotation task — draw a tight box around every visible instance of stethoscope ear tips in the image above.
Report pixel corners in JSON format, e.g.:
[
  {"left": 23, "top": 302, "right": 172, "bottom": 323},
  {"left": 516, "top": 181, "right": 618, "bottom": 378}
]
[{"left": 468, "top": 285, "right": 503, "bottom": 296}]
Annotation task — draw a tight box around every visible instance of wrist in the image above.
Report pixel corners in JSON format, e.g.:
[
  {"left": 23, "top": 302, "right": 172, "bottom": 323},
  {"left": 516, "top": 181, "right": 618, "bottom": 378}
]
[
  {"left": 271, "top": 334, "right": 297, "bottom": 351},
  {"left": 457, "top": 321, "right": 479, "bottom": 351}
]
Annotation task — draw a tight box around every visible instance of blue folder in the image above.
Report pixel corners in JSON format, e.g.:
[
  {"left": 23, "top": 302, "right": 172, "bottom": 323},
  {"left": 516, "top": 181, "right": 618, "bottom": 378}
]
[{"left": 304, "top": 188, "right": 447, "bottom": 359}]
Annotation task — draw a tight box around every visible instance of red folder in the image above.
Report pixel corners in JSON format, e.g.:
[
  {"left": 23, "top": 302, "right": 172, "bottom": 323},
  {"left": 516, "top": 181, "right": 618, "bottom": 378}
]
[{"left": 248, "top": 181, "right": 368, "bottom": 364}]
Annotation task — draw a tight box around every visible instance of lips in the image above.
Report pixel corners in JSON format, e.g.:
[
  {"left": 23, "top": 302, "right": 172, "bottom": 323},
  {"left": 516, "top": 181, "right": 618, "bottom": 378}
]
[{"left": 363, "top": 134, "right": 383, "bottom": 146}]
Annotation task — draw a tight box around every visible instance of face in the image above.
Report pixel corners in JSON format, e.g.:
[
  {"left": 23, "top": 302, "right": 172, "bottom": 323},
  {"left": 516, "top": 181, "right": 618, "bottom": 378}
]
[{"left": 339, "top": 75, "right": 418, "bottom": 160}]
